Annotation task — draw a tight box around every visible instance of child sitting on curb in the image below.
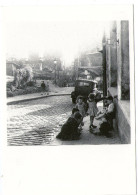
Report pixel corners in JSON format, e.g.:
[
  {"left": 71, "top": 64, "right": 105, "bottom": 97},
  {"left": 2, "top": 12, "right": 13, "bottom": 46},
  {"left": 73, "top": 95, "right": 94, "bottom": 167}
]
[{"left": 95, "top": 96, "right": 115, "bottom": 129}]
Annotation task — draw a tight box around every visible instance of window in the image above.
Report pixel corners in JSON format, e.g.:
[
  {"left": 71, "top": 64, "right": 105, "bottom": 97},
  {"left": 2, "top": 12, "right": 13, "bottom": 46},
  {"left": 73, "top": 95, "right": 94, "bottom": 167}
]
[
  {"left": 83, "top": 82, "right": 89, "bottom": 86},
  {"left": 78, "top": 82, "right": 90, "bottom": 86}
]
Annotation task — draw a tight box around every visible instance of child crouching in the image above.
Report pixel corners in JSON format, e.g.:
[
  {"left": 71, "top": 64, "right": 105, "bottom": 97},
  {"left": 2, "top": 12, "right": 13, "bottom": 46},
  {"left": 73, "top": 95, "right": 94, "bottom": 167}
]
[{"left": 56, "top": 112, "right": 82, "bottom": 141}]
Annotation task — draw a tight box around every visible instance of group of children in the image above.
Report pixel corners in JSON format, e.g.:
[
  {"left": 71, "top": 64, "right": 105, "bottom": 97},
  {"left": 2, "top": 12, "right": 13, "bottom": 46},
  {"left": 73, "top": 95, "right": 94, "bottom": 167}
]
[
  {"left": 75, "top": 93, "right": 115, "bottom": 137},
  {"left": 56, "top": 91, "right": 115, "bottom": 141}
]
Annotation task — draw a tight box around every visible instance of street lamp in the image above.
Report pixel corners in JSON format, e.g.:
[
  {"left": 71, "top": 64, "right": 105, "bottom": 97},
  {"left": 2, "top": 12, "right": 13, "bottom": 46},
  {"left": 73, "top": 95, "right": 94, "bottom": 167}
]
[
  {"left": 40, "top": 58, "right": 43, "bottom": 71},
  {"left": 54, "top": 59, "right": 57, "bottom": 84}
]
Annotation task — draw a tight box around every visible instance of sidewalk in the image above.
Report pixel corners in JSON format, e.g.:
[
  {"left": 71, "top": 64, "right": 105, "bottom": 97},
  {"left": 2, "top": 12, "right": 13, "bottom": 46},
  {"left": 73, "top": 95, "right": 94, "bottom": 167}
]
[
  {"left": 51, "top": 116, "right": 121, "bottom": 145},
  {"left": 7, "top": 87, "right": 74, "bottom": 105},
  {"left": 51, "top": 103, "right": 121, "bottom": 145}
]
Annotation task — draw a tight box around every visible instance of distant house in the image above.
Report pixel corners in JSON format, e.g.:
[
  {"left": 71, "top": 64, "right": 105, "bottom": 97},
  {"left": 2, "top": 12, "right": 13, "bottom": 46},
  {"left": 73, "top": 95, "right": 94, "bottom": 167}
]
[
  {"left": 87, "top": 52, "right": 103, "bottom": 67},
  {"left": 78, "top": 66, "right": 102, "bottom": 80},
  {"left": 77, "top": 52, "right": 103, "bottom": 86},
  {"left": 33, "top": 67, "right": 53, "bottom": 80}
]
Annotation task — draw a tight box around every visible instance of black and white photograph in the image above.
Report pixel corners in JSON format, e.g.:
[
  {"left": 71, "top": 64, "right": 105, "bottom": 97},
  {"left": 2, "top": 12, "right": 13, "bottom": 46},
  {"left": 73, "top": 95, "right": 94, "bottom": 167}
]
[
  {"left": 0, "top": 3, "right": 136, "bottom": 195},
  {"left": 5, "top": 19, "right": 131, "bottom": 146}
]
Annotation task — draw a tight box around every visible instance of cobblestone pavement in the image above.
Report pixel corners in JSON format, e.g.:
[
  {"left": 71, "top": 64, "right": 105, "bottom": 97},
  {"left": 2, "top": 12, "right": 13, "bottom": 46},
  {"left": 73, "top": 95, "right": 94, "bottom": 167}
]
[
  {"left": 7, "top": 96, "right": 121, "bottom": 146},
  {"left": 7, "top": 96, "right": 74, "bottom": 145}
]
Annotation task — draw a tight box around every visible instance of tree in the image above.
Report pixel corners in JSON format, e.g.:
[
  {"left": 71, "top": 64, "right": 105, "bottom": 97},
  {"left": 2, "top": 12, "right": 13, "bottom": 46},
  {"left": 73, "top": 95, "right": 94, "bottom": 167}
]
[{"left": 13, "top": 65, "right": 33, "bottom": 88}]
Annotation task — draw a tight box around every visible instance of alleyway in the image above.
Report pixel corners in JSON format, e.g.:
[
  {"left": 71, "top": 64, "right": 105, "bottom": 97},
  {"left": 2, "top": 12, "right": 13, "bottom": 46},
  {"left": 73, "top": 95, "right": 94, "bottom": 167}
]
[{"left": 7, "top": 95, "right": 121, "bottom": 146}]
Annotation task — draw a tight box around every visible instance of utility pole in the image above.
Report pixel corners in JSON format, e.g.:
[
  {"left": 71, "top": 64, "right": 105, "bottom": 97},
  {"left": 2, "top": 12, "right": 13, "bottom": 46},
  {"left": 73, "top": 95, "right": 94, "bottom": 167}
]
[{"left": 102, "top": 32, "right": 107, "bottom": 97}]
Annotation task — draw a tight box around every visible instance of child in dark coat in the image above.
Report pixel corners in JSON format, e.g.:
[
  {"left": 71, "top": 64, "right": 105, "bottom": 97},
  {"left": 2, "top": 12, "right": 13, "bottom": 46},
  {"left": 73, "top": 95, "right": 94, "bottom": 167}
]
[
  {"left": 68, "top": 108, "right": 84, "bottom": 132},
  {"left": 70, "top": 108, "right": 79, "bottom": 119},
  {"left": 56, "top": 112, "right": 82, "bottom": 141}
]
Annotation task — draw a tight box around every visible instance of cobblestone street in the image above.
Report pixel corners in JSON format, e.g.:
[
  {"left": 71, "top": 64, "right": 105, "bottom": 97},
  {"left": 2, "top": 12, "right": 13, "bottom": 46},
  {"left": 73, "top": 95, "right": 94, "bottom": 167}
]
[
  {"left": 7, "top": 95, "right": 121, "bottom": 146},
  {"left": 7, "top": 96, "right": 74, "bottom": 145}
]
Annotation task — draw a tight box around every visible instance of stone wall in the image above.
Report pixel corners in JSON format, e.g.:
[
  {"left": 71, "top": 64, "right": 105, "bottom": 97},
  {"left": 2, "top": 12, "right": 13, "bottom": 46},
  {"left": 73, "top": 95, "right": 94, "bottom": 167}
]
[{"left": 121, "top": 21, "right": 130, "bottom": 100}]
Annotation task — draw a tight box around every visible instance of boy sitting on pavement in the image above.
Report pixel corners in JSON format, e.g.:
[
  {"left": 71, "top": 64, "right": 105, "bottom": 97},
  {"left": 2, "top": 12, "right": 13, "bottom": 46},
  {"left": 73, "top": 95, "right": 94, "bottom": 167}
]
[{"left": 95, "top": 96, "right": 115, "bottom": 129}]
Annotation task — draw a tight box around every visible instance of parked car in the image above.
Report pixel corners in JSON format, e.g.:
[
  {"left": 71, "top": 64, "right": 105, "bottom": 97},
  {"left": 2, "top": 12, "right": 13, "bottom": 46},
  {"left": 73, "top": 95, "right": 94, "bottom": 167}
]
[{"left": 71, "top": 79, "right": 98, "bottom": 103}]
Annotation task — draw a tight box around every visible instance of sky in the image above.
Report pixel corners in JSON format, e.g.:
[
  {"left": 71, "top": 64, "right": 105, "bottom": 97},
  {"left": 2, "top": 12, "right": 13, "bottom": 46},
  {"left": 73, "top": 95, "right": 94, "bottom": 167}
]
[
  {"left": 2, "top": 6, "right": 112, "bottom": 66},
  {"left": 5, "top": 21, "right": 109, "bottom": 66}
]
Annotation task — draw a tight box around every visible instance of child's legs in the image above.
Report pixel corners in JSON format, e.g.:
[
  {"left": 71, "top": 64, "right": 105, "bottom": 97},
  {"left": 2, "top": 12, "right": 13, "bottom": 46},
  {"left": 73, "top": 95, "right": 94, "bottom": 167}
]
[{"left": 90, "top": 116, "right": 94, "bottom": 126}]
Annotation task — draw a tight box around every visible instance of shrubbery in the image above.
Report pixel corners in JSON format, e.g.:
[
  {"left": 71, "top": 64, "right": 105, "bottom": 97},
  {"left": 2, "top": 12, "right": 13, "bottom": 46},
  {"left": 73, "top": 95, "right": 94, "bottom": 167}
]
[{"left": 26, "top": 81, "right": 35, "bottom": 86}]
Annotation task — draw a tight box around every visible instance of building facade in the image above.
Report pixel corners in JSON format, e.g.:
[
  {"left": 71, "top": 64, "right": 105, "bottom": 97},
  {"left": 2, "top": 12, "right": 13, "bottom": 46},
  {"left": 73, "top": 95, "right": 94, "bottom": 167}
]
[{"left": 105, "top": 21, "right": 130, "bottom": 143}]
